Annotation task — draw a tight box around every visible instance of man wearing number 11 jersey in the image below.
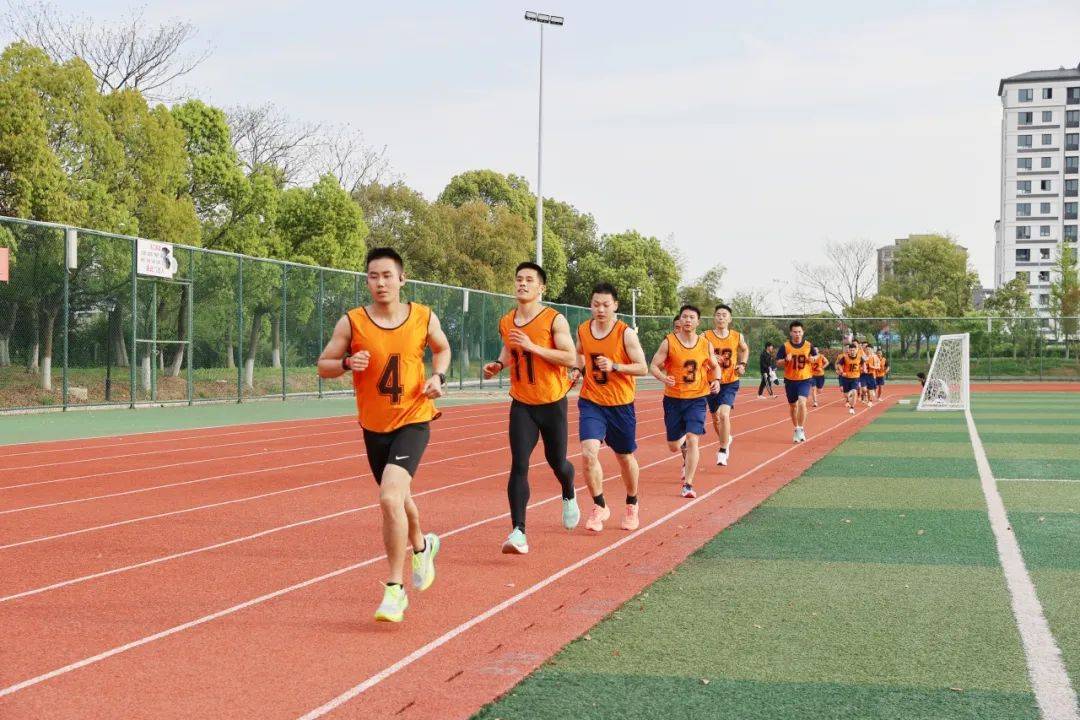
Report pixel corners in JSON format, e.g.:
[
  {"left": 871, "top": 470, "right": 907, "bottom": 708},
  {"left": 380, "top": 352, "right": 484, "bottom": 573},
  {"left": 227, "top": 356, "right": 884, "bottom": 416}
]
[
  {"left": 484, "top": 262, "right": 581, "bottom": 555},
  {"left": 317, "top": 248, "right": 450, "bottom": 623}
]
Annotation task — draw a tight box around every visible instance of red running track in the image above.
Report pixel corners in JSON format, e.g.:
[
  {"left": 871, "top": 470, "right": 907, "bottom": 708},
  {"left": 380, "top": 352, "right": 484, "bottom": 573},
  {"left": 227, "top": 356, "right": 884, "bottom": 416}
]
[{"left": 0, "top": 385, "right": 896, "bottom": 719}]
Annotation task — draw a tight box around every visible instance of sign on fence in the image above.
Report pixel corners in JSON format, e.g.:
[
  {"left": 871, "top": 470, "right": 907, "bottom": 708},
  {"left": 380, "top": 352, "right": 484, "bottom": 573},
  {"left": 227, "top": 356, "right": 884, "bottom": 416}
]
[
  {"left": 0, "top": 247, "right": 8, "bottom": 282},
  {"left": 136, "top": 239, "right": 178, "bottom": 278}
]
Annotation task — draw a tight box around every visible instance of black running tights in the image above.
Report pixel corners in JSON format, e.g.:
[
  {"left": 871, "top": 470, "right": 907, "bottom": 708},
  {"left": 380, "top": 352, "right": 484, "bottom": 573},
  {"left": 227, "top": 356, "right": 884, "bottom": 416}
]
[{"left": 508, "top": 397, "right": 576, "bottom": 531}]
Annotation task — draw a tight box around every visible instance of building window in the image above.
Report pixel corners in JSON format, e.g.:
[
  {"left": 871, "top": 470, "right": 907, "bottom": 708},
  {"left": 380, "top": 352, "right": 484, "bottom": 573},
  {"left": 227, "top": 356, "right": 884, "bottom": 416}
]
[
  {"left": 1019, "top": 135, "right": 1033, "bottom": 148},
  {"left": 1041, "top": 180, "right": 1053, "bottom": 191},
  {"left": 1016, "top": 226, "right": 1031, "bottom": 239},
  {"left": 1018, "top": 157, "right": 1032, "bottom": 171},
  {"left": 1041, "top": 225, "right": 1051, "bottom": 237},
  {"left": 1068, "top": 133, "right": 1080, "bottom": 151},
  {"left": 1068, "top": 156, "right": 1080, "bottom": 174},
  {"left": 1017, "top": 180, "right": 1031, "bottom": 193},
  {"left": 1069, "top": 87, "right": 1080, "bottom": 105},
  {"left": 1069, "top": 110, "right": 1080, "bottom": 128},
  {"left": 1043, "top": 88, "right": 1053, "bottom": 100},
  {"left": 1039, "top": 294, "right": 1050, "bottom": 306},
  {"left": 1019, "top": 111, "right": 1033, "bottom": 125},
  {"left": 1043, "top": 156, "right": 1053, "bottom": 168},
  {"left": 1040, "top": 249, "right": 1051, "bottom": 261},
  {"left": 1018, "top": 203, "right": 1031, "bottom": 216},
  {"left": 1020, "top": 88, "right": 1034, "bottom": 102},
  {"left": 1067, "top": 179, "right": 1079, "bottom": 197},
  {"left": 1043, "top": 133, "right": 1054, "bottom": 145},
  {"left": 1039, "top": 273, "right": 1051, "bottom": 285},
  {"left": 1067, "top": 202, "right": 1078, "bottom": 220},
  {"left": 1066, "top": 225, "right": 1078, "bottom": 241},
  {"left": 1016, "top": 249, "right": 1031, "bottom": 262},
  {"left": 1040, "top": 202, "right": 1051, "bottom": 214},
  {"left": 1016, "top": 271, "right": 1031, "bottom": 282},
  {"left": 1043, "top": 110, "right": 1054, "bottom": 123}
]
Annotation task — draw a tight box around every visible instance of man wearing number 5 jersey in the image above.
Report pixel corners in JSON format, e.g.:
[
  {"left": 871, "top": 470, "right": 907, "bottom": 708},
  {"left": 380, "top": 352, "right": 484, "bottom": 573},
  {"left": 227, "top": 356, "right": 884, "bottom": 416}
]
[
  {"left": 483, "top": 262, "right": 581, "bottom": 555},
  {"left": 703, "top": 304, "right": 749, "bottom": 467},
  {"left": 775, "top": 320, "right": 820, "bottom": 443},
  {"left": 650, "top": 305, "right": 722, "bottom": 499},
  {"left": 317, "top": 248, "right": 450, "bottom": 623},
  {"left": 569, "top": 283, "right": 649, "bottom": 533}
]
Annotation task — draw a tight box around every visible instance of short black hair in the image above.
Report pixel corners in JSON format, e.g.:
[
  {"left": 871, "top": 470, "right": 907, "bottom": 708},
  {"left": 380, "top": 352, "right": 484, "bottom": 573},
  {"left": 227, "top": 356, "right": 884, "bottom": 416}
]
[
  {"left": 366, "top": 247, "right": 404, "bottom": 272},
  {"left": 789, "top": 320, "right": 804, "bottom": 330},
  {"left": 515, "top": 261, "right": 547, "bottom": 285},
  {"left": 591, "top": 282, "right": 618, "bottom": 301},
  {"left": 847, "top": 342, "right": 859, "bottom": 349},
  {"left": 765, "top": 342, "right": 775, "bottom": 349},
  {"left": 917, "top": 371, "right": 927, "bottom": 379},
  {"left": 714, "top": 303, "right": 732, "bottom": 314},
  {"left": 678, "top": 304, "right": 701, "bottom": 319}
]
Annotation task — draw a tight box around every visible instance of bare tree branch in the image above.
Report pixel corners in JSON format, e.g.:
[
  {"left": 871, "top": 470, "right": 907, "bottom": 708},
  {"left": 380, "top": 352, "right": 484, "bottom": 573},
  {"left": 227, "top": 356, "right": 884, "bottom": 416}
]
[
  {"left": 5, "top": 1, "right": 210, "bottom": 101},
  {"left": 791, "top": 238, "right": 877, "bottom": 315},
  {"left": 315, "top": 124, "right": 394, "bottom": 193},
  {"left": 226, "top": 103, "right": 321, "bottom": 184}
]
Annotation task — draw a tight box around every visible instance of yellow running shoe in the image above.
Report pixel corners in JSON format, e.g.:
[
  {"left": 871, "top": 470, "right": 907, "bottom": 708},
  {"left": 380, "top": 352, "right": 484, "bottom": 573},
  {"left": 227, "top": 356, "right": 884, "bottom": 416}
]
[
  {"left": 411, "top": 533, "right": 440, "bottom": 592},
  {"left": 374, "top": 583, "right": 408, "bottom": 623}
]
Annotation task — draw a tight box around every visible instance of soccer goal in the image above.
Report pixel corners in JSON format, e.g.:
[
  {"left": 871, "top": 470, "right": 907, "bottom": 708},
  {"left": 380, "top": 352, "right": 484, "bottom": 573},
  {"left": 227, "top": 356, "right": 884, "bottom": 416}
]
[{"left": 917, "top": 333, "right": 970, "bottom": 411}]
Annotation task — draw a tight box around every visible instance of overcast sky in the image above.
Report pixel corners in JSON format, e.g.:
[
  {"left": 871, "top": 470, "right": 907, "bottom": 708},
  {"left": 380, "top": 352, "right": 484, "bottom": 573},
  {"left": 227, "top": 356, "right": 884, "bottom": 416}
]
[{"left": 7, "top": 0, "right": 1080, "bottom": 310}]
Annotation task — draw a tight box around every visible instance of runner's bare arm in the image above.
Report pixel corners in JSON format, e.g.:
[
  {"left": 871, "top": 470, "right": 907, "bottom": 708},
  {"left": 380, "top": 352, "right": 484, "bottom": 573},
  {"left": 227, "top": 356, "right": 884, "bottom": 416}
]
[
  {"left": 483, "top": 340, "right": 512, "bottom": 379},
  {"left": 736, "top": 334, "right": 750, "bottom": 375},
  {"left": 618, "top": 327, "right": 649, "bottom": 376},
  {"left": 317, "top": 315, "right": 369, "bottom": 378},
  {"left": 423, "top": 312, "right": 452, "bottom": 397},
  {"left": 649, "top": 338, "right": 676, "bottom": 386}
]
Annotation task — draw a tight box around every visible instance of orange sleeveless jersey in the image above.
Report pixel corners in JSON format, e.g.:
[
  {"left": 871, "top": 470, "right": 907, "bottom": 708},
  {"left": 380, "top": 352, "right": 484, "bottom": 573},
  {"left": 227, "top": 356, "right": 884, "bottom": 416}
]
[
  {"left": 664, "top": 333, "right": 713, "bottom": 399},
  {"left": 578, "top": 320, "right": 636, "bottom": 406},
  {"left": 347, "top": 303, "right": 439, "bottom": 433},
  {"left": 809, "top": 354, "right": 828, "bottom": 377},
  {"left": 876, "top": 357, "right": 889, "bottom": 378},
  {"left": 865, "top": 354, "right": 881, "bottom": 375},
  {"left": 704, "top": 329, "right": 742, "bottom": 384},
  {"left": 837, "top": 353, "right": 863, "bottom": 379},
  {"left": 782, "top": 340, "right": 815, "bottom": 381},
  {"left": 499, "top": 306, "right": 571, "bottom": 405}
]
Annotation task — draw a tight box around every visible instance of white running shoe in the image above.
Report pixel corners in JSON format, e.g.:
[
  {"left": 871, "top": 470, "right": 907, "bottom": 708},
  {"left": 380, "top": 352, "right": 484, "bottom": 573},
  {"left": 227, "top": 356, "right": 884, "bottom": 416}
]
[
  {"left": 848, "top": 407, "right": 856, "bottom": 415},
  {"left": 716, "top": 448, "right": 728, "bottom": 466},
  {"left": 793, "top": 428, "right": 801, "bottom": 444},
  {"left": 797, "top": 427, "right": 807, "bottom": 443}
]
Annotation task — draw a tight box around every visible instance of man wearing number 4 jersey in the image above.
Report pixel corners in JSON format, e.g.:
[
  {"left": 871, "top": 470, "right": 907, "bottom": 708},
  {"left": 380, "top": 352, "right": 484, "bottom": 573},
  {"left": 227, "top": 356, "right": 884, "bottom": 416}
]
[
  {"left": 569, "top": 283, "right": 649, "bottom": 533},
  {"left": 649, "top": 305, "right": 722, "bottom": 499},
  {"left": 703, "top": 304, "right": 749, "bottom": 467},
  {"left": 775, "top": 320, "right": 819, "bottom": 443},
  {"left": 317, "top": 248, "right": 450, "bottom": 623},
  {"left": 484, "top": 262, "right": 580, "bottom": 555}
]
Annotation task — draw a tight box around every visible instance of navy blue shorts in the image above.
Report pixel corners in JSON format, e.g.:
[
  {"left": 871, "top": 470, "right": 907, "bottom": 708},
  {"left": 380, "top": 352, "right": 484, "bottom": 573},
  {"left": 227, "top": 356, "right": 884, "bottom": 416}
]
[
  {"left": 860, "top": 373, "right": 877, "bottom": 390},
  {"left": 877, "top": 377, "right": 886, "bottom": 386},
  {"left": 706, "top": 380, "right": 740, "bottom": 413},
  {"left": 784, "top": 379, "right": 812, "bottom": 404},
  {"left": 840, "top": 377, "right": 860, "bottom": 393},
  {"left": 578, "top": 397, "right": 637, "bottom": 454},
  {"left": 812, "top": 375, "right": 825, "bottom": 389},
  {"left": 663, "top": 395, "right": 707, "bottom": 442}
]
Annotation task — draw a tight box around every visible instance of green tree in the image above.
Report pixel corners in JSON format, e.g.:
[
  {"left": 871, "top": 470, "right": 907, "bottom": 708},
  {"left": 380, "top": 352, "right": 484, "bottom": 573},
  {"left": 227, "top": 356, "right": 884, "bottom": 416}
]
[
  {"left": 985, "top": 276, "right": 1038, "bottom": 359},
  {"left": 1049, "top": 246, "right": 1079, "bottom": 358},
  {"left": 881, "top": 234, "right": 977, "bottom": 316},
  {"left": 678, "top": 264, "right": 726, "bottom": 319},
  {"left": 437, "top": 170, "right": 534, "bottom": 218}
]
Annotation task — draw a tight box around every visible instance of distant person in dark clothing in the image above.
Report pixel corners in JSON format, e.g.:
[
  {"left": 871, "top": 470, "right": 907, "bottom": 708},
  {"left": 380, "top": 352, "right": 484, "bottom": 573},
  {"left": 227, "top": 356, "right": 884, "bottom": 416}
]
[{"left": 758, "top": 343, "right": 776, "bottom": 398}]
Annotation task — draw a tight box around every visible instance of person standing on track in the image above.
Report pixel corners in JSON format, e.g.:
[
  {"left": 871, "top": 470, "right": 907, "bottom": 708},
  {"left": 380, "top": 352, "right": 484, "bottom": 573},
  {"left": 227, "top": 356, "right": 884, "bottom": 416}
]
[
  {"left": 569, "top": 283, "right": 649, "bottom": 533},
  {"left": 317, "top": 247, "right": 449, "bottom": 623},
  {"left": 757, "top": 342, "right": 776, "bottom": 398},
  {"left": 704, "top": 304, "right": 749, "bottom": 466},
  {"left": 809, "top": 350, "right": 830, "bottom": 408},
  {"left": 649, "top": 305, "right": 722, "bottom": 498},
  {"left": 775, "top": 320, "right": 819, "bottom": 443},
  {"left": 483, "top": 262, "right": 580, "bottom": 555}
]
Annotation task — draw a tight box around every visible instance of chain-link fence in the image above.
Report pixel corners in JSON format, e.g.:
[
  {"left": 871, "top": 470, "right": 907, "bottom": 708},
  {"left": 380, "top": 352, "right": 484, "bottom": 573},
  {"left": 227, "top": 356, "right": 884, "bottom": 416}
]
[{"left": 0, "top": 215, "right": 1077, "bottom": 412}]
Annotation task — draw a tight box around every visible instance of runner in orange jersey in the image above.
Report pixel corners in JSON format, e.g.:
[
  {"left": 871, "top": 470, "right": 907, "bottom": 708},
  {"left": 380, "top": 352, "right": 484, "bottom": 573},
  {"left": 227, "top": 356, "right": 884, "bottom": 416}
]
[
  {"left": 835, "top": 342, "right": 863, "bottom": 414},
  {"left": 775, "top": 320, "right": 820, "bottom": 443},
  {"left": 809, "top": 350, "right": 830, "bottom": 408},
  {"left": 483, "top": 262, "right": 580, "bottom": 555},
  {"left": 875, "top": 348, "right": 889, "bottom": 401},
  {"left": 318, "top": 248, "right": 450, "bottom": 623},
  {"left": 703, "top": 304, "right": 749, "bottom": 467},
  {"left": 568, "top": 283, "right": 649, "bottom": 533}
]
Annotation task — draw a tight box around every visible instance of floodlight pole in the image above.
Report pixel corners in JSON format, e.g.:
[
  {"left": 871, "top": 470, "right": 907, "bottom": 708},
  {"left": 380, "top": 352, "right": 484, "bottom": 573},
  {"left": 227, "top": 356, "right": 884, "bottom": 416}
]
[{"left": 525, "top": 11, "right": 563, "bottom": 267}]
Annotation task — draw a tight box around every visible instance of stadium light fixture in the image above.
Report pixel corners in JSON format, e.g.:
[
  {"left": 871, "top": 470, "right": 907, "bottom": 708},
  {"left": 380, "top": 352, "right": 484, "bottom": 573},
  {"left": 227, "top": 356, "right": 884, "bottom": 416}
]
[{"left": 524, "top": 10, "right": 564, "bottom": 265}]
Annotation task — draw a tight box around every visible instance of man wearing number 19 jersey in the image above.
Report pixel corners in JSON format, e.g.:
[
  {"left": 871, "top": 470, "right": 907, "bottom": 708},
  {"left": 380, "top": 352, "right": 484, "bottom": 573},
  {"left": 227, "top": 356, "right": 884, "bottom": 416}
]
[
  {"left": 317, "top": 248, "right": 449, "bottom": 623},
  {"left": 775, "top": 320, "right": 819, "bottom": 443},
  {"left": 483, "top": 262, "right": 581, "bottom": 555}
]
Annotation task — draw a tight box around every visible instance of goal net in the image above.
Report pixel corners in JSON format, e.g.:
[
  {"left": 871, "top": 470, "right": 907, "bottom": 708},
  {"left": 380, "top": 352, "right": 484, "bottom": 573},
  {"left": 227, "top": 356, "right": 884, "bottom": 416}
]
[{"left": 917, "top": 333, "right": 969, "bottom": 411}]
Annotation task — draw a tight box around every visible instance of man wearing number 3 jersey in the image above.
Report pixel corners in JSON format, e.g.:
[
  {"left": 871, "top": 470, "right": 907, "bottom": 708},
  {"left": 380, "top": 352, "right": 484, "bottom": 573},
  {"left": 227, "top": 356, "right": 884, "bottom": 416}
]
[
  {"left": 484, "top": 262, "right": 581, "bottom": 555},
  {"left": 317, "top": 248, "right": 451, "bottom": 623},
  {"left": 775, "top": 320, "right": 819, "bottom": 443},
  {"left": 649, "top": 305, "right": 722, "bottom": 499}
]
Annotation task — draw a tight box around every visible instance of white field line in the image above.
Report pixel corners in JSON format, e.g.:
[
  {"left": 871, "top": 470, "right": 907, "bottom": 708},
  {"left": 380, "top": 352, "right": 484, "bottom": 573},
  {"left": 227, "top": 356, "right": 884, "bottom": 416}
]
[
  {"left": 0, "top": 399, "right": 845, "bottom": 699},
  {"left": 0, "top": 396, "right": 806, "bottom": 602},
  {"left": 0, "top": 406, "right": 518, "bottom": 474},
  {"left": 998, "top": 478, "right": 1080, "bottom": 484},
  {"left": 965, "top": 409, "right": 1080, "bottom": 720},
  {"left": 296, "top": 398, "right": 858, "bottom": 718}
]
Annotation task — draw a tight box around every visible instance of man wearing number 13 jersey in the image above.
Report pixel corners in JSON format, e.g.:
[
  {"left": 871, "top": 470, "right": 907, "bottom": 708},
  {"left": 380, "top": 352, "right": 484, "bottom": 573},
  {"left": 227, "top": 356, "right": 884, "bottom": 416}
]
[
  {"left": 649, "top": 305, "right": 722, "bottom": 499},
  {"left": 775, "top": 320, "right": 820, "bottom": 443},
  {"left": 318, "top": 248, "right": 451, "bottom": 623},
  {"left": 484, "top": 262, "right": 581, "bottom": 555},
  {"left": 570, "top": 283, "right": 649, "bottom": 534}
]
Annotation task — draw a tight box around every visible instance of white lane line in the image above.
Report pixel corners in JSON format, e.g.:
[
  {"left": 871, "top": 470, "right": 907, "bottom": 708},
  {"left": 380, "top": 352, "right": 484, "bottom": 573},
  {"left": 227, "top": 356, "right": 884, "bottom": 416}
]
[
  {"left": 965, "top": 409, "right": 1080, "bottom": 720},
  {"left": 0, "top": 399, "right": 846, "bottom": 698},
  {"left": 296, "top": 398, "right": 861, "bottom": 718},
  {"left": 1, "top": 399, "right": 789, "bottom": 601},
  {"left": 998, "top": 478, "right": 1080, "bottom": 484}
]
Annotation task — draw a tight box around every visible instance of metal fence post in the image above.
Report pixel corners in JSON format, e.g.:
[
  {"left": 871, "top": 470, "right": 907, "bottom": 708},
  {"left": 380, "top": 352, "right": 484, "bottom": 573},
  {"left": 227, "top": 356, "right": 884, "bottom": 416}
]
[
  {"left": 130, "top": 239, "right": 137, "bottom": 408},
  {"left": 281, "top": 264, "right": 288, "bottom": 401},
  {"left": 318, "top": 268, "right": 325, "bottom": 399},
  {"left": 62, "top": 228, "right": 71, "bottom": 410},
  {"left": 236, "top": 256, "right": 243, "bottom": 403},
  {"left": 150, "top": 280, "right": 157, "bottom": 402},
  {"left": 187, "top": 247, "right": 194, "bottom": 405},
  {"left": 459, "top": 289, "right": 467, "bottom": 390}
]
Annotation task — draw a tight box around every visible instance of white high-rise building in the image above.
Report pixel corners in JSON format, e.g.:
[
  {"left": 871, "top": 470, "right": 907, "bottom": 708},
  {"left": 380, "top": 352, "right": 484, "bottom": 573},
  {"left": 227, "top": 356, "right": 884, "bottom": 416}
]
[{"left": 996, "top": 64, "right": 1080, "bottom": 312}]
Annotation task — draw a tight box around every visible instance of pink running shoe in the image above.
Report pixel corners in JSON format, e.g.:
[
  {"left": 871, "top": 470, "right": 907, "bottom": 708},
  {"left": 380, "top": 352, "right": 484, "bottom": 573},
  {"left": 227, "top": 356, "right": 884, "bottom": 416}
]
[
  {"left": 621, "top": 504, "right": 640, "bottom": 530},
  {"left": 585, "top": 504, "right": 611, "bottom": 532}
]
